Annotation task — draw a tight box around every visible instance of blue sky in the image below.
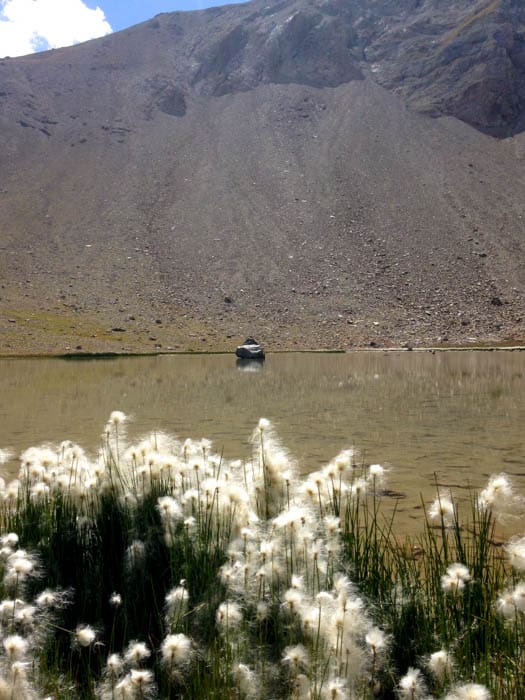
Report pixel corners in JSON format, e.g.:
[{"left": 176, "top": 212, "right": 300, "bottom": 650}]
[
  {"left": 84, "top": 0, "right": 245, "bottom": 32},
  {"left": 0, "top": 0, "right": 247, "bottom": 58}
]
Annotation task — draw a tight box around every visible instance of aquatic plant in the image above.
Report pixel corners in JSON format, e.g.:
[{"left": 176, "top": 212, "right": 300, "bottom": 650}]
[{"left": 0, "top": 414, "right": 523, "bottom": 698}]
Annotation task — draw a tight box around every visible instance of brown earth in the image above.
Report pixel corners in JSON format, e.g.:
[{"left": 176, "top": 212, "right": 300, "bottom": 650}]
[{"left": 0, "top": 0, "right": 524, "bottom": 354}]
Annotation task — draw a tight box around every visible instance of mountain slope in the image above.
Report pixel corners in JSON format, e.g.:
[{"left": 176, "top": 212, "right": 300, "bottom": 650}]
[{"left": 0, "top": 0, "right": 524, "bottom": 353}]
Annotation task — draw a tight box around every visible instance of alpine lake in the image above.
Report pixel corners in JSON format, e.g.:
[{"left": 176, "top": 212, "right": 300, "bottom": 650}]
[{"left": 1, "top": 350, "right": 524, "bottom": 535}]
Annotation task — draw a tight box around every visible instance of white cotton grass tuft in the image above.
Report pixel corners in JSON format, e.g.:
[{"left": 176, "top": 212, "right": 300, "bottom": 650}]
[
  {"left": 496, "top": 589, "right": 516, "bottom": 618},
  {"left": 3, "top": 553, "right": 39, "bottom": 595},
  {"left": 256, "top": 601, "right": 269, "bottom": 621},
  {"left": 0, "top": 532, "right": 19, "bottom": 548},
  {"left": 398, "top": 667, "right": 427, "bottom": 699},
  {"left": 282, "top": 644, "right": 309, "bottom": 673},
  {"left": 14, "top": 602, "right": 37, "bottom": 632},
  {"left": 505, "top": 535, "right": 525, "bottom": 572},
  {"left": 332, "top": 448, "right": 355, "bottom": 474},
  {"left": 161, "top": 633, "right": 193, "bottom": 667},
  {"left": 367, "top": 463, "right": 387, "bottom": 488},
  {"left": 216, "top": 600, "right": 243, "bottom": 631},
  {"left": 109, "top": 592, "right": 122, "bottom": 608},
  {"left": 428, "top": 649, "right": 454, "bottom": 683},
  {"left": 7, "top": 550, "right": 36, "bottom": 576},
  {"left": 105, "top": 653, "right": 124, "bottom": 678},
  {"left": 0, "top": 599, "right": 23, "bottom": 624},
  {"left": 283, "top": 588, "right": 303, "bottom": 614},
  {"left": 114, "top": 675, "right": 134, "bottom": 698},
  {"left": 165, "top": 585, "right": 189, "bottom": 624},
  {"left": 322, "top": 677, "right": 348, "bottom": 700},
  {"left": 108, "top": 410, "right": 128, "bottom": 427},
  {"left": 444, "top": 682, "right": 491, "bottom": 700},
  {"left": 3, "top": 634, "right": 29, "bottom": 661},
  {"left": 130, "top": 668, "right": 156, "bottom": 695},
  {"left": 5, "top": 660, "right": 32, "bottom": 695},
  {"left": 428, "top": 495, "right": 456, "bottom": 526},
  {"left": 365, "top": 627, "right": 388, "bottom": 656},
  {"left": 124, "top": 640, "right": 150, "bottom": 666},
  {"left": 441, "top": 562, "right": 471, "bottom": 594},
  {"left": 35, "top": 588, "right": 70, "bottom": 609},
  {"left": 479, "top": 472, "right": 514, "bottom": 514},
  {"left": 233, "top": 663, "right": 257, "bottom": 697},
  {"left": 75, "top": 625, "right": 97, "bottom": 647},
  {"left": 324, "top": 515, "right": 341, "bottom": 537},
  {"left": 5, "top": 479, "right": 20, "bottom": 500},
  {"left": 257, "top": 418, "right": 271, "bottom": 434},
  {"left": 349, "top": 477, "right": 368, "bottom": 499}
]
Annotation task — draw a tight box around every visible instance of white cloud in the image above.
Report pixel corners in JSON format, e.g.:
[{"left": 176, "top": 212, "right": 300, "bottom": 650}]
[{"left": 0, "top": 0, "right": 112, "bottom": 58}]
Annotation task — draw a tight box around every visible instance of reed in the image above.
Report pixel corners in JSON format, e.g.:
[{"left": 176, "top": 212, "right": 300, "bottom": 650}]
[{"left": 0, "top": 415, "right": 522, "bottom": 698}]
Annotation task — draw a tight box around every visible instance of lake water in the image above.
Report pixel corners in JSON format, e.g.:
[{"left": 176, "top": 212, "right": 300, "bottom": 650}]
[{"left": 1, "top": 351, "right": 524, "bottom": 533}]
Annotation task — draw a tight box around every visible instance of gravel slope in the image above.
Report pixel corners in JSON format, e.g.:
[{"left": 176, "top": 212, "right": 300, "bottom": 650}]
[{"left": 0, "top": 0, "right": 524, "bottom": 354}]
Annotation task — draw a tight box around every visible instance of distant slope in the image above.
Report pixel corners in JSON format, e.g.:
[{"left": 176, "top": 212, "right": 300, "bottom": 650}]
[{"left": 0, "top": 0, "right": 524, "bottom": 353}]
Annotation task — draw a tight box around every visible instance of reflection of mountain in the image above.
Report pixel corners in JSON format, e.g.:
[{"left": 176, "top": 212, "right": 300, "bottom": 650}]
[{"left": 0, "top": 0, "right": 524, "bottom": 352}]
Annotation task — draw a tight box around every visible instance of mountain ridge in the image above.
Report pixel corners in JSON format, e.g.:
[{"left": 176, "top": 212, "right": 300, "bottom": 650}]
[{"left": 0, "top": 0, "right": 524, "bottom": 353}]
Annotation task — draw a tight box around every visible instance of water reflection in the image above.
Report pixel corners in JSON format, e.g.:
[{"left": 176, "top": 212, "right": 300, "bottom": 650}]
[
  {"left": 236, "top": 358, "right": 265, "bottom": 372},
  {"left": 0, "top": 352, "right": 523, "bottom": 531}
]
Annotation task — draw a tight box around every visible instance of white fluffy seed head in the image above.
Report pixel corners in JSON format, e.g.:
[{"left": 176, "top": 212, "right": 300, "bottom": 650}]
[
  {"left": 216, "top": 601, "right": 243, "bottom": 630},
  {"left": 110, "top": 592, "right": 122, "bottom": 608},
  {"left": 124, "top": 640, "right": 150, "bottom": 666},
  {"left": 106, "top": 653, "right": 124, "bottom": 677},
  {"left": 398, "top": 667, "right": 426, "bottom": 699},
  {"left": 479, "top": 473, "right": 513, "bottom": 514},
  {"left": 8, "top": 553, "right": 34, "bottom": 576},
  {"left": 496, "top": 590, "right": 516, "bottom": 618},
  {"left": 76, "top": 625, "right": 96, "bottom": 647},
  {"left": 429, "top": 496, "right": 455, "bottom": 526},
  {"left": 1, "top": 533, "right": 19, "bottom": 547},
  {"left": 109, "top": 411, "right": 127, "bottom": 427},
  {"left": 365, "top": 627, "right": 388, "bottom": 654},
  {"left": 258, "top": 418, "right": 271, "bottom": 433},
  {"left": 161, "top": 633, "right": 193, "bottom": 666},
  {"left": 165, "top": 586, "right": 189, "bottom": 615},
  {"left": 506, "top": 536, "right": 525, "bottom": 571},
  {"left": 324, "top": 677, "right": 347, "bottom": 700},
  {"left": 233, "top": 663, "right": 256, "bottom": 696},
  {"left": 444, "top": 682, "right": 490, "bottom": 700},
  {"left": 282, "top": 644, "right": 309, "bottom": 672},
  {"left": 441, "top": 563, "right": 471, "bottom": 594},
  {"left": 256, "top": 601, "right": 268, "bottom": 621},
  {"left": 157, "top": 496, "right": 182, "bottom": 522},
  {"left": 130, "top": 668, "right": 154, "bottom": 691},
  {"left": 428, "top": 649, "right": 454, "bottom": 682},
  {"left": 36, "top": 588, "right": 64, "bottom": 609},
  {"left": 3, "top": 634, "right": 28, "bottom": 661},
  {"left": 283, "top": 588, "right": 303, "bottom": 613}
]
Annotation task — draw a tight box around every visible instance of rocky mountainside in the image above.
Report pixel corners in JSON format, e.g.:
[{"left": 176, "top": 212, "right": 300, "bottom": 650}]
[{"left": 0, "top": 0, "right": 524, "bottom": 353}]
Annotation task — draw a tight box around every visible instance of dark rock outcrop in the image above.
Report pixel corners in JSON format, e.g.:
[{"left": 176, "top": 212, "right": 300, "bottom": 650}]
[{"left": 186, "top": 0, "right": 525, "bottom": 135}]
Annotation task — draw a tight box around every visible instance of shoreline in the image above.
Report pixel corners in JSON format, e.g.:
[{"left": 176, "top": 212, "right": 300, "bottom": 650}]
[{"left": 0, "top": 344, "right": 524, "bottom": 360}]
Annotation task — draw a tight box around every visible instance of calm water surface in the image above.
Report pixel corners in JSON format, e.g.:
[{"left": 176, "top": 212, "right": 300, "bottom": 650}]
[{"left": 0, "top": 352, "right": 524, "bottom": 531}]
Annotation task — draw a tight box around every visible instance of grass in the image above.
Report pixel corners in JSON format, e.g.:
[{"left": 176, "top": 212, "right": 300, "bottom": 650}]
[{"left": 0, "top": 414, "right": 523, "bottom": 698}]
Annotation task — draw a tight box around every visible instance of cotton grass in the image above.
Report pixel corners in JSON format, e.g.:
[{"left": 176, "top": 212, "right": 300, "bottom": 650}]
[{"left": 0, "top": 414, "right": 522, "bottom": 698}]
